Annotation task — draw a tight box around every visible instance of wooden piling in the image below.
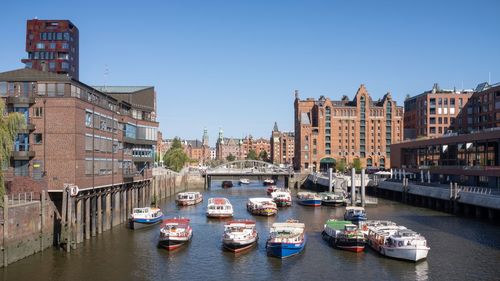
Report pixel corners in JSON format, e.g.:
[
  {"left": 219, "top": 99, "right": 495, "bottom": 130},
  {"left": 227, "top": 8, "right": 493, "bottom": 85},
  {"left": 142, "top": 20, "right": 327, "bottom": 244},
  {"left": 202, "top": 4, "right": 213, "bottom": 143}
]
[
  {"left": 97, "top": 194, "right": 102, "bottom": 234},
  {"left": 113, "top": 192, "right": 120, "bottom": 226},
  {"left": 91, "top": 196, "right": 97, "bottom": 237},
  {"left": 76, "top": 199, "right": 82, "bottom": 244},
  {"left": 105, "top": 193, "right": 111, "bottom": 230},
  {"left": 85, "top": 197, "right": 90, "bottom": 240}
]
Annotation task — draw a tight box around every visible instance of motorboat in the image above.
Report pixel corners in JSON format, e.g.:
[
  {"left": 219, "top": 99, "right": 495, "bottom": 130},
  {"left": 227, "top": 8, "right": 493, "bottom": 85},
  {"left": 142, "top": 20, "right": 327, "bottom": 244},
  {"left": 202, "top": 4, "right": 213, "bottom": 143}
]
[
  {"left": 266, "top": 219, "right": 306, "bottom": 258},
  {"left": 222, "top": 220, "right": 258, "bottom": 253},
  {"left": 344, "top": 206, "right": 367, "bottom": 222},
  {"left": 263, "top": 179, "right": 275, "bottom": 186},
  {"left": 222, "top": 181, "right": 233, "bottom": 188},
  {"left": 246, "top": 198, "right": 278, "bottom": 216},
  {"left": 266, "top": 185, "right": 278, "bottom": 195},
  {"left": 322, "top": 219, "right": 365, "bottom": 252},
  {"left": 239, "top": 178, "right": 250, "bottom": 185},
  {"left": 319, "top": 192, "right": 346, "bottom": 206},
  {"left": 128, "top": 207, "right": 163, "bottom": 229},
  {"left": 206, "top": 197, "right": 234, "bottom": 218},
  {"left": 175, "top": 192, "right": 203, "bottom": 206},
  {"left": 296, "top": 192, "right": 322, "bottom": 207},
  {"left": 158, "top": 218, "right": 193, "bottom": 250},
  {"left": 271, "top": 190, "right": 292, "bottom": 207}
]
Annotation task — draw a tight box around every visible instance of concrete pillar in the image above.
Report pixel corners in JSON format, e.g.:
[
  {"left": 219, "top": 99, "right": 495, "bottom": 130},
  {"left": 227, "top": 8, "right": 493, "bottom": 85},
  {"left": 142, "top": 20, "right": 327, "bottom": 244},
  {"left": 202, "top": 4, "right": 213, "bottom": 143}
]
[
  {"left": 403, "top": 169, "right": 406, "bottom": 179},
  {"left": 76, "top": 199, "right": 82, "bottom": 244},
  {"left": 3, "top": 195, "right": 9, "bottom": 266},
  {"left": 105, "top": 193, "right": 111, "bottom": 231},
  {"left": 85, "top": 197, "right": 90, "bottom": 240},
  {"left": 390, "top": 168, "right": 393, "bottom": 179},
  {"left": 421, "top": 170, "right": 424, "bottom": 183},
  {"left": 351, "top": 168, "right": 356, "bottom": 206},
  {"left": 113, "top": 191, "right": 120, "bottom": 227},
  {"left": 361, "top": 169, "right": 366, "bottom": 207},
  {"left": 66, "top": 194, "right": 72, "bottom": 252},
  {"left": 427, "top": 170, "right": 431, "bottom": 184},
  {"left": 328, "top": 168, "right": 333, "bottom": 193},
  {"left": 90, "top": 196, "right": 95, "bottom": 236},
  {"left": 97, "top": 194, "right": 102, "bottom": 234}
]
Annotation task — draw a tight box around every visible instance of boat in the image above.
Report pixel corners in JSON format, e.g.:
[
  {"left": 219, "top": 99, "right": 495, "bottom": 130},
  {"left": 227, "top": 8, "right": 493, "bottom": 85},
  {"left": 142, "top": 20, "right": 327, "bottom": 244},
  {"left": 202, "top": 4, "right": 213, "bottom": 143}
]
[
  {"left": 322, "top": 219, "right": 365, "bottom": 252},
  {"left": 363, "top": 220, "right": 430, "bottom": 262},
  {"left": 158, "top": 218, "right": 193, "bottom": 250},
  {"left": 266, "top": 219, "right": 306, "bottom": 258},
  {"left": 296, "top": 192, "right": 322, "bottom": 206},
  {"left": 175, "top": 192, "right": 203, "bottom": 206},
  {"left": 320, "top": 192, "right": 346, "bottom": 206},
  {"left": 271, "top": 190, "right": 292, "bottom": 207},
  {"left": 222, "top": 220, "right": 258, "bottom": 253},
  {"left": 128, "top": 207, "right": 163, "bottom": 229},
  {"left": 222, "top": 181, "right": 233, "bottom": 188},
  {"left": 246, "top": 198, "right": 278, "bottom": 216},
  {"left": 263, "top": 178, "right": 275, "bottom": 186},
  {"left": 344, "top": 206, "right": 367, "bottom": 222},
  {"left": 266, "top": 185, "right": 278, "bottom": 195},
  {"left": 206, "top": 197, "right": 234, "bottom": 218},
  {"left": 239, "top": 178, "right": 250, "bottom": 185}
]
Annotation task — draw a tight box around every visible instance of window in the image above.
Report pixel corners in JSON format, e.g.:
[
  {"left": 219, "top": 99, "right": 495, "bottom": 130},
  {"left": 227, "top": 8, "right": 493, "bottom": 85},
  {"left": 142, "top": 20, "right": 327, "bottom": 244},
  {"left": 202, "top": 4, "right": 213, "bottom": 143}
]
[
  {"left": 34, "top": 133, "right": 43, "bottom": 144},
  {"left": 56, "top": 83, "right": 65, "bottom": 96},
  {"left": 50, "top": 43, "right": 56, "bottom": 49},
  {"left": 56, "top": 32, "right": 63, "bottom": 40},
  {"left": 61, "top": 62, "right": 69, "bottom": 70},
  {"left": 63, "top": 32, "right": 70, "bottom": 41},
  {"left": 36, "top": 43, "right": 45, "bottom": 49},
  {"left": 62, "top": 43, "right": 69, "bottom": 49},
  {"left": 0, "top": 82, "right": 6, "bottom": 96},
  {"left": 85, "top": 112, "right": 93, "bottom": 127},
  {"left": 49, "top": 62, "right": 55, "bottom": 70},
  {"left": 14, "top": 160, "right": 29, "bottom": 176},
  {"left": 37, "top": 83, "right": 46, "bottom": 95},
  {"left": 34, "top": 107, "right": 43, "bottom": 117},
  {"left": 47, "top": 83, "right": 56, "bottom": 96}
]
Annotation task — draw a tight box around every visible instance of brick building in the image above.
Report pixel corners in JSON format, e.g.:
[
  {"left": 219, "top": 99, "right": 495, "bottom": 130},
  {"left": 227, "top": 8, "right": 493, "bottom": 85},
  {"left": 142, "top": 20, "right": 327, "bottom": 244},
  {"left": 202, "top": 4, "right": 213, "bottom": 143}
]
[
  {"left": 404, "top": 83, "right": 472, "bottom": 139},
  {"left": 216, "top": 128, "right": 242, "bottom": 161},
  {"left": 294, "top": 85, "right": 404, "bottom": 172},
  {"left": 270, "top": 122, "right": 294, "bottom": 166},
  {"left": 0, "top": 68, "right": 158, "bottom": 194},
  {"left": 241, "top": 135, "right": 271, "bottom": 161},
  {"left": 21, "top": 19, "right": 79, "bottom": 79}
]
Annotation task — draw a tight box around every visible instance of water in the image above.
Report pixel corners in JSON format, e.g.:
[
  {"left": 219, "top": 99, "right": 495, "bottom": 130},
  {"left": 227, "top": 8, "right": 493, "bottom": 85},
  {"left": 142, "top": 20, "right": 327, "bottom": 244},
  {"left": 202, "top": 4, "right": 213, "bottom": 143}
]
[{"left": 2, "top": 182, "right": 500, "bottom": 281}]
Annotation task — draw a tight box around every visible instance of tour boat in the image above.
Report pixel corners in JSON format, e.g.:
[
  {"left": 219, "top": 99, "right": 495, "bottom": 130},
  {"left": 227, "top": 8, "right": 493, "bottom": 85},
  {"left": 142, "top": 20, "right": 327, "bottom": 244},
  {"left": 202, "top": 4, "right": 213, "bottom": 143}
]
[
  {"left": 266, "top": 185, "right": 278, "bottom": 195},
  {"left": 206, "top": 197, "right": 234, "bottom": 218},
  {"left": 175, "top": 192, "right": 203, "bottom": 206},
  {"left": 296, "top": 192, "right": 322, "bottom": 206},
  {"left": 320, "top": 192, "right": 346, "bottom": 206},
  {"left": 222, "top": 181, "right": 233, "bottom": 188},
  {"left": 128, "top": 207, "right": 163, "bottom": 229},
  {"left": 246, "top": 198, "right": 278, "bottom": 216},
  {"left": 266, "top": 219, "right": 306, "bottom": 258},
  {"left": 344, "top": 206, "right": 367, "bottom": 222},
  {"left": 271, "top": 190, "right": 292, "bottom": 207},
  {"left": 158, "top": 218, "right": 193, "bottom": 250},
  {"left": 222, "top": 220, "right": 258, "bottom": 253},
  {"left": 263, "top": 178, "right": 275, "bottom": 186},
  {"left": 364, "top": 220, "right": 430, "bottom": 262},
  {"left": 239, "top": 178, "right": 250, "bottom": 185},
  {"left": 322, "top": 219, "right": 365, "bottom": 252}
]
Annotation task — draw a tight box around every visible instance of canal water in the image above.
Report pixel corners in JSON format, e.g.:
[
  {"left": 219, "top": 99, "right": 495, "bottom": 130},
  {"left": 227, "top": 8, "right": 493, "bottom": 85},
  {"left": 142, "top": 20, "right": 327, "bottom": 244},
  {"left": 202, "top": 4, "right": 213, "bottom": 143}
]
[{"left": 2, "top": 182, "right": 500, "bottom": 281}]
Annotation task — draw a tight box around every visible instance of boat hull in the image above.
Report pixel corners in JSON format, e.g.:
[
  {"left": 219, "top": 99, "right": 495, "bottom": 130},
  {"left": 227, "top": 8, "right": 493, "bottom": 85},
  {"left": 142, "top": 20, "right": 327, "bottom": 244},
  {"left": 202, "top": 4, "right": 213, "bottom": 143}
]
[
  {"left": 223, "top": 237, "right": 258, "bottom": 253},
  {"left": 176, "top": 197, "right": 203, "bottom": 206},
  {"left": 322, "top": 231, "right": 365, "bottom": 253},
  {"left": 344, "top": 215, "right": 367, "bottom": 222},
  {"left": 248, "top": 209, "right": 277, "bottom": 216},
  {"left": 321, "top": 200, "right": 344, "bottom": 206},
  {"left": 380, "top": 246, "right": 429, "bottom": 262},
  {"left": 274, "top": 200, "right": 292, "bottom": 207},
  {"left": 158, "top": 236, "right": 191, "bottom": 251},
  {"left": 207, "top": 213, "right": 233, "bottom": 218},
  {"left": 266, "top": 238, "right": 306, "bottom": 258},
  {"left": 298, "top": 199, "right": 322, "bottom": 207},
  {"left": 129, "top": 217, "right": 163, "bottom": 230}
]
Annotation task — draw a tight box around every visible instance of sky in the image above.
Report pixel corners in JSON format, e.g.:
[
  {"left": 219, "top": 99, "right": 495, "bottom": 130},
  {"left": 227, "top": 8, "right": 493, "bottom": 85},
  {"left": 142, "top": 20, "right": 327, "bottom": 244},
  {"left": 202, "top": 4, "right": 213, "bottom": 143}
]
[{"left": 1, "top": 0, "right": 499, "bottom": 146}]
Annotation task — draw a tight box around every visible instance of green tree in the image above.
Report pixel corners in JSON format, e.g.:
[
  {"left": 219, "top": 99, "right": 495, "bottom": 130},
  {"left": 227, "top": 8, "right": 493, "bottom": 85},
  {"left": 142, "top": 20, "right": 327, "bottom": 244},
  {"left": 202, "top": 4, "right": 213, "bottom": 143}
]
[
  {"left": 226, "top": 154, "right": 236, "bottom": 162},
  {"left": 246, "top": 149, "right": 258, "bottom": 160},
  {"left": 0, "top": 99, "right": 25, "bottom": 203},
  {"left": 336, "top": 158, "right": 346, "bottom": 173},
  {"left": 352, "top": 158, "right": 362, "bottom": 173},
  {"left": 162, "top": 137, "right": 189, "bottom": 172},
  {"left": 258, "top": 150, "right": 268, "bottom": 162}
]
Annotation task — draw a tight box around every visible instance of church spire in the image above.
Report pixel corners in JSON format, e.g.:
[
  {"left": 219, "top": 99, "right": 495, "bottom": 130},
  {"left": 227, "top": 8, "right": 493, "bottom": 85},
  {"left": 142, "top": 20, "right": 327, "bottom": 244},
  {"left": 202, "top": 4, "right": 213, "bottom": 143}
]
[{"left": 273, "top": 121, "right": 279, "bottom": 132}]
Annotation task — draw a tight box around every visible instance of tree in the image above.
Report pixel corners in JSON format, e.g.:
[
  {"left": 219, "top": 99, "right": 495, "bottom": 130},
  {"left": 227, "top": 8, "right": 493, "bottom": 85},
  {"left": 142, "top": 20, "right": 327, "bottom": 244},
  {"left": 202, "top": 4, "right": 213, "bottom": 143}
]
[
  {"left": 226, "top": 154, "right": 236, "bottom": 162},
  {"left": 352, "top": 158, "right": 362, "bottom": 173},
  {"left": 258, "top": 150, "right": 268, "bottom": 162},
  {"left": 246, "top": 149, "right": 258, "bottom": 160},
  {"left": 162, "top": 137, "right": 189, "bottom": 172},
  {"left": 336, "top": 158, "right": 346, "bottom": 173},
  {"left": 0, "top": 99, "right": 25, "bottom": 203}
]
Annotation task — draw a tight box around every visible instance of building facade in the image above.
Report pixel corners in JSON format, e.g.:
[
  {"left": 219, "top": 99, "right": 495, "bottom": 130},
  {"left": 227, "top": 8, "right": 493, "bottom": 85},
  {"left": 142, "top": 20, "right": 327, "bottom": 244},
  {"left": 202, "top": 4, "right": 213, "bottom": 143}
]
[
  {"left": 0, "top": 69, "right": 158, "bottom": 194},
  {"left": 404, "top": 83, "right": 472, "bottom": 139},
  {"left": 294, "top": 86, "right": 404, "bottom": 172},
  {"left": 270, "top": 122, "right": 294, "bottom": 166},
  {"left": 21, "top": 19, "right": 79, "bottom": 79}
]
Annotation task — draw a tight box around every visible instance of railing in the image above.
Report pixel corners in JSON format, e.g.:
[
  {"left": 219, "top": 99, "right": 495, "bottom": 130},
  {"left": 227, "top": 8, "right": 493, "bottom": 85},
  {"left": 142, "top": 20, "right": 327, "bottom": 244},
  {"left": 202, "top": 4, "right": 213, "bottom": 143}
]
[{"left": 7, "top": 192, "right": 40, "bottom": 206}]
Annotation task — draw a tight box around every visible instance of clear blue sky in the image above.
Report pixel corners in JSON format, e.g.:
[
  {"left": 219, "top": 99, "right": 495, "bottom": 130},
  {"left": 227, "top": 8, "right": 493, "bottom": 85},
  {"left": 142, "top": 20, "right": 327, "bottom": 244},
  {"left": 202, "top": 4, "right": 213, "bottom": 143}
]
[{"left": 1, "top": 0, "right": 499, "bottom": 145}]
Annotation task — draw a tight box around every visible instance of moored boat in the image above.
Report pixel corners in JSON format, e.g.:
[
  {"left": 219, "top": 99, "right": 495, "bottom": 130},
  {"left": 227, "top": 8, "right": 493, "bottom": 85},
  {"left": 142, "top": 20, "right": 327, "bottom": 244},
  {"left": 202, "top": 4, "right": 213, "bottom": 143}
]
[
  {"left": 271, "top": 190, "right": 292, "bottom": 207},
  {"left": 266, "top": 220, "right": 306, "bottom": 258},
  {"left": 175, "top": 192, "right": 203, "bottom": 206},
  {"left": 296, "top": 192, "right": 322, "bottom": 207},
  {"left": 322, "top": 219, "right": 365, "bottom": 252},
  {"left": 247, "top": 198, "right": 278, "bottom": 216},
  {"left": 222, "top": 181, "right": 233, "bottom": 188},
  {"left": 206, "top": 197, "right": 234, "bottom": 218},
  {"left": 263, "top": 178, "right": 275, "bottom": 186},
  {"left": 266, "top": 185, "right": 278, "bottom": 195},
  {"left": 320, "top": 192, "right": 346, "bottom": 206},
  {"left": 363, "top": 220, "right": 430, "bottom": 262},
  {"left": 128, "top": 207, "right": 163, "bottom": 229},
  {"left": 158, "top": 218, "right": 193, "bottom": 250},
  {"left": 222, "top": 220, "right": 258, "bottom": 253},
  {"left": 239, "top": 178, "right": 250, "bottom": 185},
  {"left": 344, "top": 206, "right": 367, "bottom": 222}
]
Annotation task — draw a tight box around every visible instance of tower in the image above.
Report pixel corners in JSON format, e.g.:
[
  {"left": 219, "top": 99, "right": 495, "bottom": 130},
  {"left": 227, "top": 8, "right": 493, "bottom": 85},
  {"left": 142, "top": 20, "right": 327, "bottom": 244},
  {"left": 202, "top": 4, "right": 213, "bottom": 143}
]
[{"left": 202, "top": 127, "right": 209, "bottom": 146}]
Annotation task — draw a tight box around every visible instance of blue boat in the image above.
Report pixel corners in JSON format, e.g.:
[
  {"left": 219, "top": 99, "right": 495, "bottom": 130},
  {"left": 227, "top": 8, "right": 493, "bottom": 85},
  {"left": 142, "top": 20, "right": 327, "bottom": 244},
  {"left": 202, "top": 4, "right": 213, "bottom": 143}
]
[
  {"left": 266, "top": 220, "right": 306, "bottom": 258},
  {"left": 297, "top": 192, "right": 322, "bottom": 207},
  {"left": 344, "top": 206, "right": 367, "bottom": 223},
  {"left": 128, "top": 207, "right": 164, "bottom": 229}
]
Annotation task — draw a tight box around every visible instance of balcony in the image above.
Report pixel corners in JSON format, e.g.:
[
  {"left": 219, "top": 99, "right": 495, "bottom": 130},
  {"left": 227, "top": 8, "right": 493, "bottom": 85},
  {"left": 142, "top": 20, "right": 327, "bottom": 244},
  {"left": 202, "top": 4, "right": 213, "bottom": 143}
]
[
  {"left": 6, "top": 96, "right": 36, "bottom": 105},
  {"left": 11, "top": 150, "right": 35, "bottom": 160}
]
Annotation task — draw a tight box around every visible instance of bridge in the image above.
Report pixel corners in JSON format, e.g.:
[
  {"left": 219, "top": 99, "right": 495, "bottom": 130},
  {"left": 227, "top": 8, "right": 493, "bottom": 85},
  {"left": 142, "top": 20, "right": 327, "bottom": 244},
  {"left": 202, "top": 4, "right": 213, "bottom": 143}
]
[{"left": 203, "top": 160, "right": 293, "bottom": 188}]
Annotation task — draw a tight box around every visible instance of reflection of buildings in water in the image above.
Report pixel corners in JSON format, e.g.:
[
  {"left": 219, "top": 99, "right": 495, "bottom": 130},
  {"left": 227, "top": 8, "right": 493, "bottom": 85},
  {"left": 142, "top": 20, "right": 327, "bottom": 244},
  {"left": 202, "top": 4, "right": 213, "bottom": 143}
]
[{"left": 415, "top": 260, "right": 429, "bottom": 281}]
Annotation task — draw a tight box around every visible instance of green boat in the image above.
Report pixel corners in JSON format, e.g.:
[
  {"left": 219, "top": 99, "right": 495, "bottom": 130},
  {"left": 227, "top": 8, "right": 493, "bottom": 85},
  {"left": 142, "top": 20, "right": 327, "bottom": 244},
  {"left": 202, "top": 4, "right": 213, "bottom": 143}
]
[{"left": 322, "top": 220, "right": 365, "bottom": 252}]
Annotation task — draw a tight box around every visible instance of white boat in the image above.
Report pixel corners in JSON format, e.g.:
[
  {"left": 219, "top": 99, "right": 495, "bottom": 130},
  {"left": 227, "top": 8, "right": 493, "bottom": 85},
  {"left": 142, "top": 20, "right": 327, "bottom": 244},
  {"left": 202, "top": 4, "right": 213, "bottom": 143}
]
[
  {"left": 319, "top": 192, "right": 346, "bottom": 206},
  {"left": 271, "top": 190, "right": 292, "bottom": 207},
  {"left": 175, "top": 192, "right": 203, "bottom": 206},
  {"left": 246, "top": 198, "right": 278, "bottom": 216},
  {"left": 263, "top": 179, "right": 275, "bottom": 186},
  {"left": 344, "top": 206, "right": 367, "bottom": 222},
  {"left": 206, "top": 197, "right": 234, "bottom": 218},
  {"left": 158, "top": 218, "right": 193, "bottom": 250},
  {"left": 222, "top": 220, "right": 258, "bottom": 253},
  {"left": 128, "top": 207, "right": 163, "bottom": 229},
  {"left": 363, "top": 220, "right": 430, "bottom": 262},
  {"left": 239, "top": 178, "right": 250, "bottom": 185},
  {"left": 296, "top": 192, "right": 322, "bottom": 206}
]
